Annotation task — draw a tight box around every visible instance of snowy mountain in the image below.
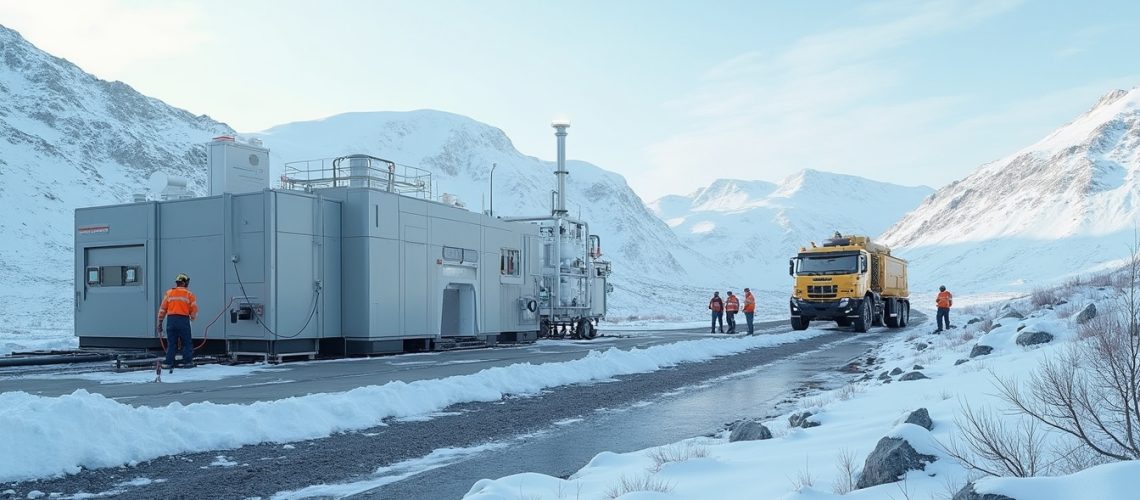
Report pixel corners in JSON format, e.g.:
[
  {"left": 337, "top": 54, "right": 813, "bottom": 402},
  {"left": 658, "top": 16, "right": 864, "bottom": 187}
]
[
  {"left": 0, "top": 25, "right": 231, "bottom": 348},
  {"left": 251, "top": 111, "right": 716, "bottom": 318},
  {"left": 651, "top": 171, "right": 932, "bottom": 292},
  {"left": 881, "top": 88, "right": 1140, "bottom": 292}
]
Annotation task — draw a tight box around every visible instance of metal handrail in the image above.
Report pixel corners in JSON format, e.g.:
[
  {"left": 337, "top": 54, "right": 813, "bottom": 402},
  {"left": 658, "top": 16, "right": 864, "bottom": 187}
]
[{"left": 281, "top": 155, "right": 433, "bottom": 199}]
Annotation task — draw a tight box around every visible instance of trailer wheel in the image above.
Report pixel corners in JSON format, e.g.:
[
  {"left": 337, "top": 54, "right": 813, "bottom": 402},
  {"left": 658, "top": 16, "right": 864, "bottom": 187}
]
[
  {"left": 854, "top": 300, "right": 871, "bottom": 333},
  {"left": 898, "top": 301, "right": 909, "bottom": 327},
  {"left": 790, "top": 316, "right": 809, "bottom": 330},
  {"left": 577, "top": 318, "right": 597, "bottom": 339},
  {"left": 885, "top": 298, "right": 900, "bottom": 328}
]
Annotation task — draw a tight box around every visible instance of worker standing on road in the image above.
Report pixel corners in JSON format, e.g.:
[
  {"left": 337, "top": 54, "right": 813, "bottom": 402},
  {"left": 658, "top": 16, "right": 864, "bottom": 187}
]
[
  {"left": 157, "top": 273, "right": 199, "bottom": 369},
  {"left": 725, "top": 291, "right": 740, "bottom": 334},
  {"left": 935, "top": 285, "right": 953, "bottom": 333},
  {"left": 743, "top": 288, "right": 756, "bottom": 335},
  {"left": 709, "top": 292, "right": 725, "bottom": 333}
]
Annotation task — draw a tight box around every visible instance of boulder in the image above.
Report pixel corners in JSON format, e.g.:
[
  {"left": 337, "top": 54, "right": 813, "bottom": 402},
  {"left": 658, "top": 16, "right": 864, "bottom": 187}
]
[
  {"left": 890, "top": 367, "right": 904, "bottom": 376},
  {"left": 789, "top": 411, "right": 820, "bottom": 429},
  {"left": 900, "top": 371, "right": 929, "bottom": 381},
  {"left": 904, "top": 408, "right": 933, "bottom": 430},
  {"left": 967, "top": 317, "right": 982, "bottom": 325},
  {"left": 915, "top": 342, "right": 928, "bottom": 351},
  {"left": 1016, "top": 324, "right": 1026, "bottom": 332},
  {"left": 1000, "top": 310, "right": 1024, "bottom": 320},
  {"left": 970, "top": 344, "right": 993, "bottom": 358},
  {"left": 1016, "top": 331, "right": 1053, "bottom": 347},
  {"left": 912, "top": 364, "right": 924, "bottom": 370},
  {"left": 878, "top": 371, "right": 892, "bottom": 381},
  {"left": 952, "top": 482, "right": 1016, "bottom": 500},
  {"left": 729, "top": 420, "right": 772, "bottom": 442},
  {"left": 856, "top": 437, "right": 936, "bottom": 489},
  {"left": 1076, "top": 303, "right": 1097, "bottom": 324},
  {"left": 955, "top": 359, "right": 968, "bottom": 366}
]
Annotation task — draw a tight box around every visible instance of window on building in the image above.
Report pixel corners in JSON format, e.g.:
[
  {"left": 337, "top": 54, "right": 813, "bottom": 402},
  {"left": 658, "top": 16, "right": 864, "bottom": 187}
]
[{"left": 501, "top": 248, "right": 520, "bottom": 276}]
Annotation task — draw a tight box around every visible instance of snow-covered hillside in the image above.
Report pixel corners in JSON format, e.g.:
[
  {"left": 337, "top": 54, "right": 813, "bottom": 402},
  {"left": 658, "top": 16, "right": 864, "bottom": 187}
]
[
  {"left": 650, "top": 171, "right": 931, "bottom": 291},
  {"left": 882, "top": 88, "right": 1140, "bottom": 292},
  {"left": 0, "top": 25, "right": 231, "bottom": 350},
  {"left": 251, "top": 111, "right": 718, "bottom": 319}
]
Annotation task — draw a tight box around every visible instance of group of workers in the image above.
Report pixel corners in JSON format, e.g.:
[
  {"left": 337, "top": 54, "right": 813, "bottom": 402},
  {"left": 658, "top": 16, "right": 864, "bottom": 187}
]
[{"left": 707, "top": 288, "right": 757, "bottom": 335}]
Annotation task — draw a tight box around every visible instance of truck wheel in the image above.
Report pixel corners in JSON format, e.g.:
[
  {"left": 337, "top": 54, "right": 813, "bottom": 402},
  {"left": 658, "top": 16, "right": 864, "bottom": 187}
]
[
  {"left": 578, "top": 318, "right": 596, "bottom": 339},
  {"left": 885, "top": 298, "right": 900, "bottom": 328},
  {"left": 836, "top": 318, "right": 852, "bottom": 327},
  {"left": 790, "top": 316, "right": 809, "bottom": 331},
  {"left": 871, "top": 298, "right": 885, "bottom": 327},
  {"left": 899, "top": 302, "right": 909, "bottom": 327},
  {"left": 854, "top": 300, "right": 871, "bottom": 333}
]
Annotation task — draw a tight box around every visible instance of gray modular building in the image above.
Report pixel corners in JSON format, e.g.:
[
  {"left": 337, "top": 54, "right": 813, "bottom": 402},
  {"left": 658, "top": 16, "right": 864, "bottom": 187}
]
[{"left": 75, "top": 136, "right": 609, "bottom": 358}]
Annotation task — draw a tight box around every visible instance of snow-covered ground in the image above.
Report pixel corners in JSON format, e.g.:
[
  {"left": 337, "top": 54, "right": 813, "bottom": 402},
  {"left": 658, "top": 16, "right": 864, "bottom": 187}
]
[
  {"left": 464, "top": 282, "right": 1140, "bottom": 499},
  {"left": 0, "top": 329, "right": 824, "bottom": 483}
]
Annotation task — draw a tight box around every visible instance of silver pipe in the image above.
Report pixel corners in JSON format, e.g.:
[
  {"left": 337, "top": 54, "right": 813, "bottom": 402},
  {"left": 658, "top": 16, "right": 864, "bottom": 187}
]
[{"left": 552, "top": 122, "right": 569, "bottom": 217}]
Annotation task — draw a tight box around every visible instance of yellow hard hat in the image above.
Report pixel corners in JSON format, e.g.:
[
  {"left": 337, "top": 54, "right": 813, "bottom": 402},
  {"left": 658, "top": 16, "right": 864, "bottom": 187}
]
[{"left": 175, "top": 273, "right": 190, "bottom": 283}]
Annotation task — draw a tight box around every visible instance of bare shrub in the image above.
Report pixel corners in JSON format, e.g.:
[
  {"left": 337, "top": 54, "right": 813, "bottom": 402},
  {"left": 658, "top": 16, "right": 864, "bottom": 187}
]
[
  {"left": 978, "top": 318, "right": 994, "bottom": 333},
  {"left": 993, "top": 242, "right": 1140, "bottom": 463},
  {"left": 788, "top": 458, "right": 815, "bottom": 490},
  {"left": 605, "top": 473, "right": 673, "bottom": 498},
  {"left": 648, "top": 442, "right": 709, "bottom": 472},
  {"left": 1030, "top": 287, "right": 1059, "bottom": 307},
  {"left": 959, "top": 330, "right": 976, "bottom": 343},
  {"left": 1064, "top": 275, "right": 1084, "bottom": 289},
  {"left": 1089, "top": 272, "right": 1113, "bottom": 287},
  {"left": 832, "top": 448, "right": 858, "bottom": 494},
  {"left": 942, "top": 400, "right": 1049, "bottom": 477}
]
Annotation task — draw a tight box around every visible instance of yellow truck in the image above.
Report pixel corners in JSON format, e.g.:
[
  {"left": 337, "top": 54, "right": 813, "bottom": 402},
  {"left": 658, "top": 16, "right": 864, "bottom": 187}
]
[{"left": 788, "top": 233, "right": 910, "bottom": 332}]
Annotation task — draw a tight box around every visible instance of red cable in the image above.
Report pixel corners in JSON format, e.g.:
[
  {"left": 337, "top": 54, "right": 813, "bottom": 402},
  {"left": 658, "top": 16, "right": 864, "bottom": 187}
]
[{"left": 156, "top": 297, "right": 236, "bottom": 353}]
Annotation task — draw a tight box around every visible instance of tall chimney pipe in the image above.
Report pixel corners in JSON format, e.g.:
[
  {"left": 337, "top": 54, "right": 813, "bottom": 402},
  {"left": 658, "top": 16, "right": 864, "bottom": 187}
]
[{"left": 552, "top": 119, "right": 570, "bottom": 217}]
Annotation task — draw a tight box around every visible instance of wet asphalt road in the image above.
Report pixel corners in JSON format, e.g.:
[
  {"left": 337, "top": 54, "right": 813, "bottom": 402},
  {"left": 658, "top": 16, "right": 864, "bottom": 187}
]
[{"left": 0, "top": 316, "right": 926, "bottom": 499}]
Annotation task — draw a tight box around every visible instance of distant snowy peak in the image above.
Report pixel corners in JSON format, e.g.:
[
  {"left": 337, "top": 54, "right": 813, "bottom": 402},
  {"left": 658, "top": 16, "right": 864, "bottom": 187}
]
[{"left": 882, "top": 87, "right": 1140, "bottom": 248}]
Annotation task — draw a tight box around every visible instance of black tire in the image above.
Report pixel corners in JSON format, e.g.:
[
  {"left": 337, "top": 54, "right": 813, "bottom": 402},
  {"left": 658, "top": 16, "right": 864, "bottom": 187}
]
[
  {"left": 899, "top": 301, "right": 909, "bottom": 327},
  {"left": 836, "top": 318, "right": 852, "bottom": 327},
  {"left": 871, "top": 298, "right": 885, "bottom": 327},
  {"left": 790, "top": 316, "right": 810, "bottom": 331},
  {"left": 854, "top": 300, "right": 871, "bottom": 333},
  {"left": 578, "top": 318, "right": 596, "bottom": 340},
  {"left": 885, "top": 298, "right": 900, "bottom": 328}
]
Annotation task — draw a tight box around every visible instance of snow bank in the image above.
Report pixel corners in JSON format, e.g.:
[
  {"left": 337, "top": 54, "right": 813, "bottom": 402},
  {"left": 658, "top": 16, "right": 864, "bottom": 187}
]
[{"left": 0, "top": 330, "right": 823, "bottom": 482}]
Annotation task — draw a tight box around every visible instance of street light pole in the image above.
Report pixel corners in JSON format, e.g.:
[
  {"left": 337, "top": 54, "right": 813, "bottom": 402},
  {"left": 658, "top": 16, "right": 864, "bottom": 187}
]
[{"left": 489, "top": 162, "right": 497, "bottom": 217}]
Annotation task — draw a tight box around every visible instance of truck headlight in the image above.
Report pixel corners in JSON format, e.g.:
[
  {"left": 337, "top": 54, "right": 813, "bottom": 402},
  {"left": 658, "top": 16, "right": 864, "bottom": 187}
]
[{"left": 838, "top": 298, "right": 849, "bottom": 307}]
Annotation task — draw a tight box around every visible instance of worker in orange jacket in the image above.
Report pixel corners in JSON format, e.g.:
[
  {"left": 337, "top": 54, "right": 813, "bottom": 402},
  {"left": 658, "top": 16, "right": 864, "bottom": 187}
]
[
  {"left": 724, "top": 291, "right": 740, "bottom": 334},
  {"left": 709, "top": 292, "right": 725, "bottom": 333},
  {"left": 743, "top": 288, "right": 757, "bottom": 335},
  {"left": 935, "top": 285, "right": 953, "bottom": 333},
  {"left": 157, "top": 273, "right": 199, "bottom": 368}
]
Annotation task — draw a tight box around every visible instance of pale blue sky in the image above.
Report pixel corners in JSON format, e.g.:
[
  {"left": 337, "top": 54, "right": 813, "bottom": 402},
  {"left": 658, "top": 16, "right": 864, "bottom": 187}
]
[{"left": 2, "top": 0, "right": 1138, "bottom": 199}]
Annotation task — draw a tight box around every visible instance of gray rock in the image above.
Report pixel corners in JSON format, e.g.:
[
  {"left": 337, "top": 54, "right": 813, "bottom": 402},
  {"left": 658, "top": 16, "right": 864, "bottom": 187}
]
[
  {"left": 967, "top": 317, "right": 982, "bottom": 325},
  {"left": 1000, "top": 310, "right": 1024, "bottom": 320},
  {"left": 1016, "top": 331, "right": 1053, "bottom": 347},
  {"left": 890, "top": 367, "right": 904, "bottom": 376},
  {"left": 970, "top": 344, "right": 993, "bottom": 358},
  {"left": 952, "top": 482, "right": 1016, "bottom": 500},
  {"left": 912, "top": 364, "right": 924, "bottom": 370},
  {"left": 1016, "top": 324, "right": 1026, "bottom": 332},
  {"left": 729, "top": 420, "right": 772, "bottom": 442},
  {"left": 900, "top": 371, "right": 929, "bottom": 381},
  {"left": 878, "top": 371, "right": 892, "bottom": 380},
  {"left": 789, "top": 411, "right": 820, "bottom": 429},
  {"left": 1076, "top": 303, "right": 1097, "bottom": 324},
  {"left": 915, "top": 342, "right": 928, "bottom": 351},
  {"left": 904, "top": 408, "right": 933, "bottom": 430},
  {"left": 955, "top": 359, "right": 968, "bottom": 366},
  {"left": 856, "top": 437, "right": 936, "bottom": 489}
]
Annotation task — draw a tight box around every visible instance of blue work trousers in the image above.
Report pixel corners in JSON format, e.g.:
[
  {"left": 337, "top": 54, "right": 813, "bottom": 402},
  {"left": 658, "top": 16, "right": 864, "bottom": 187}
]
[
  {"left": 164, "top": 315, "right": 193, "bottom": 366},
  {"left": 711, "top": 311, "right": 724, "bottom": 333}
]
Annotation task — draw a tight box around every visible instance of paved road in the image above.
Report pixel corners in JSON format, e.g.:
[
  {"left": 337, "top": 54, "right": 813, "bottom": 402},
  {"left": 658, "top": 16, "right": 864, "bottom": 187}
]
[{"left": 0, "top": 316, "right": 929, "bottom": 499}]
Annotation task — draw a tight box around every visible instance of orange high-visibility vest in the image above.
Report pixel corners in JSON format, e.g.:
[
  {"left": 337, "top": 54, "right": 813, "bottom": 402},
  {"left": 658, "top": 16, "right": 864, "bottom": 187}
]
[
  {"left": 159, "top": 287, "right": 198, "bottom": 320},
  {"left": 725, "top": 295, "right": 740, "bottom": 312},
  {"left": 709, "top": 297, "right": 723, "bottom": 312},
  {"left": 936, "top": 290, "right": 953, "bottom": 309},
  {"left": 743, "top": 292, "right": 756, "bottom": 313}
]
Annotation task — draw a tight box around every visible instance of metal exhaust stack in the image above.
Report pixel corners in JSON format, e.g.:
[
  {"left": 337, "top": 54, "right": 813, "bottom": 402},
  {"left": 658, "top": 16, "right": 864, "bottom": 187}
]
[{"left": 552, "top": 119, "right": 570, "bottom": 217}]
